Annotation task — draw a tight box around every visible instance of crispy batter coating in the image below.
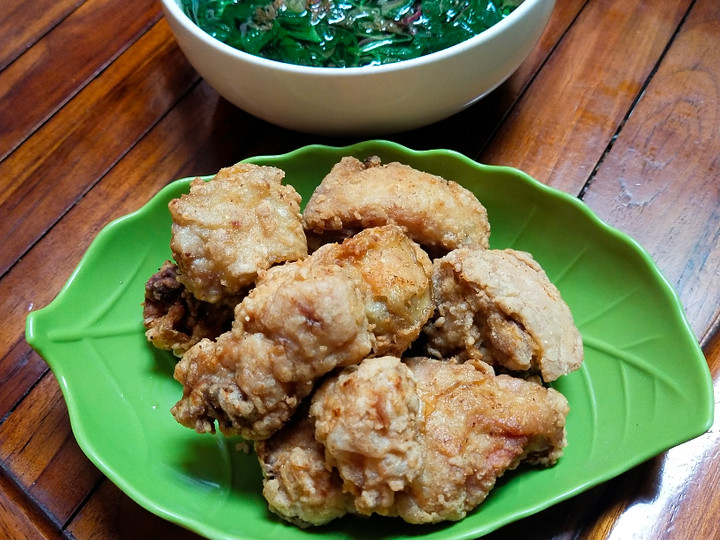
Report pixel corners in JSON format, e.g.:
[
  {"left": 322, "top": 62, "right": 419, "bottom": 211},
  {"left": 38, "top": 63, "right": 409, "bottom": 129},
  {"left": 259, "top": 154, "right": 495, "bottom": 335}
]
[
  {"left": 171, "top": 226, "right": 433, "bottom": 440},
  {"left": 394, "top": 357, "right": 568, "bottom": 523},
  {"left": 169, "top": 163, "right": 307, "bottom": 303},
  {"left": 310, "top": 356, "right": 422, "bottom": 514},
  {"left": 142, "top": 260, "right": 234, "bottom": 356},
  {"left": 423, "top": 247, "right": 584, "bottom": 382},
  {"left": 311, "top": 224, "right": 434, "bottom": 356},
  {"left": 258, "top": 356, "right": 569, "bottom": 526},
  {"left": 171, "top": 262, "right": 371, "bottom": 440},
  {"left": 255, "top": 407, "right": 355, "bottom": 528},
  {"left": 302, "top": 156, "right": 490, "bottom": 255},
  {"left": 152, "top": 158, "right": 581, "bottom": 530}
]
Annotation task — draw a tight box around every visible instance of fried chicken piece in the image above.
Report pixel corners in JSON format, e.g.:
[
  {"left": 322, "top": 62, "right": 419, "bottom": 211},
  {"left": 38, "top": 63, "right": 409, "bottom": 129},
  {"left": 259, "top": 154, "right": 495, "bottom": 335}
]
[
  {"left": 394, "top": 357, "right": 568, "bottom": 524},
  {"left": 171, "top": 262, "right": 371, "bottom": 440},
  {"left": 142, "top": 260, "right": 234, "bottom": 356},
  {"left": 311, "top": 224, "right": 434, "bottom": 356},
  {"left": 310, "top": 356, "right": 422, "bottom": 514},
  {"left": 302, "top": 156, "right": 490, "bottom": 256},
  {"left": 255, "top": 407, "right": 355, "bottom": 528},
  {"left": 171, "top": 226, "right": 433, "bottom": 440},
  {"left": 423, "top": 247, "right": 584, "bottom": 382},
  {"left": 169, "top": 162, "right": 307, "bottom": 303},
  {"left": 261, "top": 356, "right": 568, "bottom": 526}
]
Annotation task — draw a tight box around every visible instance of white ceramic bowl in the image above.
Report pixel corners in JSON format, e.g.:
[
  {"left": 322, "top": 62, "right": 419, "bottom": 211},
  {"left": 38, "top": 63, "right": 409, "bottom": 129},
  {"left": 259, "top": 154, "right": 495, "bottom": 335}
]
[{"left": 161, "top": 0, "right": 555, "bottom": 135}]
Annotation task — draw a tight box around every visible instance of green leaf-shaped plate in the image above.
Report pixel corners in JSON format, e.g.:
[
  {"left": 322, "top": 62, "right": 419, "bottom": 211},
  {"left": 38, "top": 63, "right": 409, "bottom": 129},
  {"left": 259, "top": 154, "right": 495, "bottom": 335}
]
[{"left": 26, "top": 140, "right": 713, "bottom": 539}]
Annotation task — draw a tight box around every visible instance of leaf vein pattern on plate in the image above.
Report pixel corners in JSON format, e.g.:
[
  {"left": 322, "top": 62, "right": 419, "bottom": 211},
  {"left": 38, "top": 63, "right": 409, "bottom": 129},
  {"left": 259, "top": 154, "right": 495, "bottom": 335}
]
[
  {"left": 502, "top": 205, "right": 539, "bottom": 250},
  {"left": 547, "top": 246, "right": 589, "bottom": 287},
  {"left": 76, "top": 337, "right": 150, "bottom": 465},
  {"left": 583, "top": 335, "right": 683, "bottom": 395},
  {"left": 577, "top": 362, "right": 598, "bottom": 455},
  {"left": 575, "top": 288, "right": 638, "bottom": 328}
]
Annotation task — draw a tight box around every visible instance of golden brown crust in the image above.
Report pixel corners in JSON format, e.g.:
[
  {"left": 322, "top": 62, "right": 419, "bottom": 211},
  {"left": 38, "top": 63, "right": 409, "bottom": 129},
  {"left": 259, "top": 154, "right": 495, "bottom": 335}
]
[
  {"left": 258, "top": 356, "right": 569, "bottom": 526},
  {"left": 311, "top": 224, "right": 434, "bottom": 356},
  {"left": 424, "top": 247, "right": 584, "bottom": 382},
  {"left": 171, "top": 261, "right": 372, "bottom": 440},
  {"left": 310, "top": 356, "right": 422, "bottom": 515},
  {"left": 255, "top": 409, "right": 355, "bottom": 527},
  {"left": 142, "top": 260, "right": 234, "bottom": 356},
  {"left": 395, "top": 358, "right": 568, "bottom": 523},
  {"left": 169, "top": 163, "right": 307, "bottom": 303},
  {"left": 302, "top": 156, "right": 490, "bottom": 255},
  {"left": 170, "top": 226, "right": 433, "bottom": 440}
]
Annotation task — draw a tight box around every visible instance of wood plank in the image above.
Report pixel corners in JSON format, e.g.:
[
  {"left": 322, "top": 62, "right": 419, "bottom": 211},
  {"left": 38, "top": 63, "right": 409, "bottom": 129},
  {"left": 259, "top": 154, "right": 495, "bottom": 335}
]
[
  {"left": 67, "top": 480, "right": 201, "bottom": 539},
  {"left": 0, "top": 344, "right": 49, "bottom": 425},
  {"left": 0, "top": 80, "right": 258, "bottom": 527},
  {"left": 0, "top": 19, "right": 199, "bottom": 278},
  {"left": 0, "top": 466, "right": 65, "bottom": 540},
  {"left": 0, "top": 0, "right": 86, "bottom": 70},
  {"left": 0, "top": 0, "right": 161, "bottom": 160},
  {"left": 582, "top": 0, "right": 720, "bottom": 339},
  {"left": 0, "top": 81, "right": 241, "bottom": 420},
  {"left": 477, "top": 0, "right": 691, "bottom": 196},
  {"left": 0, "top": 373, "right": 103, "bottom": 523},
  {"left": 397, "top": 0, "right": 588, "bottom": 158},
  {"left": 578, "top": 1, "right": 720, "bottom": 535}
]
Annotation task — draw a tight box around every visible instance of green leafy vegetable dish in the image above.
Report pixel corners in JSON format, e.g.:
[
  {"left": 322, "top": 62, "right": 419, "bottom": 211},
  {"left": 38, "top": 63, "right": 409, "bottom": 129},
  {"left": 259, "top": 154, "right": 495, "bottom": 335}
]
[
  {"left": 26, "top": 141, "right": 713, "bottom": 539},
  {"left": 181, "top": 0, "right": 524, "bottom": 67}
]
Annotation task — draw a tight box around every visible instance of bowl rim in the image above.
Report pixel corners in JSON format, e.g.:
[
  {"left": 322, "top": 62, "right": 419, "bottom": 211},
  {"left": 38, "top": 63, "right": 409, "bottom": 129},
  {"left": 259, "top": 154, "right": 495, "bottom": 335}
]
[{"left": 161, "top": 0, "right": 548, "bottom": 75}]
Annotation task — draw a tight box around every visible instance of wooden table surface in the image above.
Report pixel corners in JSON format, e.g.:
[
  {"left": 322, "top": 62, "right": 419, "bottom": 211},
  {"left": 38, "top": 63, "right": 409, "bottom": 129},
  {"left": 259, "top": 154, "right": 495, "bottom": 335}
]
[{"left": 2, "top": 0, "right": 719, "bottom": 538}]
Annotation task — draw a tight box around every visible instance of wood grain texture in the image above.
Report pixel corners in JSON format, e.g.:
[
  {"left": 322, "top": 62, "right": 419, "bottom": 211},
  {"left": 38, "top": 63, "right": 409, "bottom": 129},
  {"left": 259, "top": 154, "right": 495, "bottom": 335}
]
[
  {"left": 0, "top": 466, "right": 64, "bottom": 540},
  {"left": 0, "top": 0, "right": 85, "bottom": 71},
  {"left": 0, "top": 0, "right": 161, "bottom": 160},
  {"left": 0, "top": 0, "right": 718, "bottom": 537},
  {"left": 582, "top": 0, "right": 720, "bottom": 339},
  {"left": 480, "top": 0, "right": 692, "bottom": 194},
  {"left": 0, "top": 374, "right": 102, "bottom": 523},
  {"left": 396, "top": 0, "right": 589, "bottom": 158},
  {"left": 0, "top": 20, "right": 198, "bottom": 277}
]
